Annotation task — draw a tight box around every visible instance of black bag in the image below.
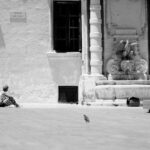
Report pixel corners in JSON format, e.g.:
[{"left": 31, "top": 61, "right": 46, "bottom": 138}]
[{"left": 126, "top": 97, "right": 140, "bottom": 107}]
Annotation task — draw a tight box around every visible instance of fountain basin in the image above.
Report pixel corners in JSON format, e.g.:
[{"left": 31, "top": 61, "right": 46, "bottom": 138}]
[
  {"left": 96, "top": 80, "right": 150, "bottom": 85},
  {"left": 95, "top": 84, "right": 150, "bottom": 100}
]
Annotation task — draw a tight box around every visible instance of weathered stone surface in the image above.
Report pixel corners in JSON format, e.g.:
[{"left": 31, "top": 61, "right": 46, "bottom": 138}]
[
  {"left": 95, "top": 84, "right": 150, "bottom": 99},
  {"left": 47, "top": 52, "right": 81, "bottom": 86},
  {"left": 0, "top": 0, "right": 53, "bottom": 103},
  {"left": 143, "top": 100, "right": 150, "bottom": 109}
]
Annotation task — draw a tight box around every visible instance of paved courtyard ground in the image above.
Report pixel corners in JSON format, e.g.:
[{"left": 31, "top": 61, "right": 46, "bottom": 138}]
[{"left": 0, "top": 106, "right": 150, "bottom": 150}]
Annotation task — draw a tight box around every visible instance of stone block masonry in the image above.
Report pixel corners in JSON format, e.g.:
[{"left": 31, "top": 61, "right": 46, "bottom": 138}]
[
  {"left": 0, "top": 0, "right": 56, "bottom": 103},
  {"left": 95, "top": 84, "right": 150, "bottom": 100}
]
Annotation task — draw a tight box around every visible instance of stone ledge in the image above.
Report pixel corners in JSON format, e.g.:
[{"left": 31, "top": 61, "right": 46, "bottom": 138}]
[
  {"left": 96, "top": 80, "right": 150, "bottom": 85},
  {"left": 143, "top": 100, "right": 150, "bottom": 109},
  {"left": 95, "top": 84, "right": 150, "bottom": 99},
  {"left": 47, "top": 52, "right": 81, "bottom": 57},
  {"left": 87, "top": 99, "right": 127, "bottom": 106},
  {"left": 86, "top": 99, "right": 143, "bottom": 107}
]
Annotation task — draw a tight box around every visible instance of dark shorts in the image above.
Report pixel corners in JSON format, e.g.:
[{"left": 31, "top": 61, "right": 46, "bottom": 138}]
[
  {"left": 0, "top": 102, "right": 7, "bottom": 107},
  {"left": 0, "top": 96, "right": 17, "bottom": 107}
]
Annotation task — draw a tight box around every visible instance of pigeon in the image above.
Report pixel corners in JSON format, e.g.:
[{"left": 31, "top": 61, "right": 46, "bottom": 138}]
[{"left": 83, "top": 114, "right": 90, "bottom": 123}]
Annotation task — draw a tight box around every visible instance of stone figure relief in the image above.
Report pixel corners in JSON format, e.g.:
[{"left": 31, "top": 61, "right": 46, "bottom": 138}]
[{"left": 106, "top": 39, "right": 148, "bottom": 80}]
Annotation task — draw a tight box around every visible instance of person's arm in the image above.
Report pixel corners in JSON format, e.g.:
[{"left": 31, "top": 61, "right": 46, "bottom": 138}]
[{"left": 1, "top": 93, "right": 9, "bottom": 103}]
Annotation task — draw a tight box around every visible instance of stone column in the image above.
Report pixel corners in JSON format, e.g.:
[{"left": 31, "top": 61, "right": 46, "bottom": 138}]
[
  {"left": 89, "top": 0, "right": 104, "bottom": 78},
  {"left": 81, "top": 0, "right": 89, "bottom": 75}
]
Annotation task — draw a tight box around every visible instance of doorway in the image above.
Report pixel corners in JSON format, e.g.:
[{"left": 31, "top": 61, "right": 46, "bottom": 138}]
[{"left": 58, "top": 86, "right": 78, "bottom": 104}]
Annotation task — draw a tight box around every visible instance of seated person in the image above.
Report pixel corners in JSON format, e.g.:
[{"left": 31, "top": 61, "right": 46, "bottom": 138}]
[{"left": 0, "top": 85, "right": 19, "bottom": 107}]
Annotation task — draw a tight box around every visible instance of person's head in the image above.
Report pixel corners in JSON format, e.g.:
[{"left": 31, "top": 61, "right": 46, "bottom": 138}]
[{"left": 3, "top": 85, "right": 9, "bottom": 92}]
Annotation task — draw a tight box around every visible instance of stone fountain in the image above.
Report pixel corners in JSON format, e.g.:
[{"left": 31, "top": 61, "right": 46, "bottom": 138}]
[
  {"left": 94, "top": 39, "right": 150, "bottom": 104},
  {"left": 106, "top": 39, "right": 148, "bottom": 80}
]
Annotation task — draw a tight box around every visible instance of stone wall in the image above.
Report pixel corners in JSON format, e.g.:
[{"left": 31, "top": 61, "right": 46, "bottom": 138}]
[{"left": 0, "top": 0, "right": 56, "bottom": 103}]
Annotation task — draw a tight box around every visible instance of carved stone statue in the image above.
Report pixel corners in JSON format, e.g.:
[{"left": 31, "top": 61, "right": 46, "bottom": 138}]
[{"left": 106, "top": 39, "right": 148, "bottom": 80}]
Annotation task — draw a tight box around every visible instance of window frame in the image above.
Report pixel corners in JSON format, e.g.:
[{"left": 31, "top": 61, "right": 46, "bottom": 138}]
[{"left": 53, "top": 0, "right": 82, "bottom": 53}]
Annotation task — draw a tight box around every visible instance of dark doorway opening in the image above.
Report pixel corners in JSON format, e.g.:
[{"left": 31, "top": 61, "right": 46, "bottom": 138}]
[
  {"left": 54, "top": 1, "right": 81, "bottom": 53},
  {"left": 58, "top": 86, "right": 78, "bottom": 104}
]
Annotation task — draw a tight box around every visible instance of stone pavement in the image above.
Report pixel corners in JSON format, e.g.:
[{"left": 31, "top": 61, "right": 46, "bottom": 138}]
[
  {"left": 0, "top": 104, "right": 150, "bottom": 150},
  {"left": 19, "top": 101, "right": 137, "bottom": 108}
]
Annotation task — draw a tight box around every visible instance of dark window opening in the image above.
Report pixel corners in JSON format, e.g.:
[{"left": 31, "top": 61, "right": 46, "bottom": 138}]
[
  {"left": 54, "top": 1, "right": 81, "bottom": 53},
  {"left": 58, "top": 86, "right": 78, "bottom": 104}
]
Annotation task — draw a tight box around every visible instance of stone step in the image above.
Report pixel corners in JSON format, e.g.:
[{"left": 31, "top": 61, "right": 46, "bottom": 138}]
[
  {"left": 95, "top": 84, "right": 150, "bottom": 99},
  {"left": 86, "top": 99, "right": 144, "bottom": 107},
  {"left": 88, "top": 99, "right": 126, "bottom": 106},
  {"left": 96, "top": 80, "right": 150, "bottom": 86},
  {"left": 143, "top": 100, "right": 150, "bottom": 110}
]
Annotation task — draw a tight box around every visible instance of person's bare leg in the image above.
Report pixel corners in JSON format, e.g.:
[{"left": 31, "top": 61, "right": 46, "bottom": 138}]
[{"left": 9, "top": 96, "right": 20, "bottom": 107}]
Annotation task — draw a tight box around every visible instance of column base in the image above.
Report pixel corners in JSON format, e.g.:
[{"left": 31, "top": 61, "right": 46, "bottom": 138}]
[{"left": 78, "top": 74, "right": 107, "bottom": 104}]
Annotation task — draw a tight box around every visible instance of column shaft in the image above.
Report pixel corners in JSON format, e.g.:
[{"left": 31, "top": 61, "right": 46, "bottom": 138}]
[
  {"left": 90, "top": 0, "right": 103, "bottom": 75},
  {"left": 49, "top": 0, "right": 53, "bottom": 50},
  {"left": 81, "top": 0, "right": 89, "bottom": 74}
]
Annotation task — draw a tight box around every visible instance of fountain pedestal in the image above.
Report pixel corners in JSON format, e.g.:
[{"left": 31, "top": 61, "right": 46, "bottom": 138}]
[{"left": 94, "top": 80, "right": 150, "bottom": 106}]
